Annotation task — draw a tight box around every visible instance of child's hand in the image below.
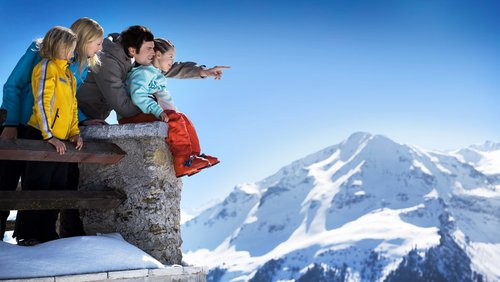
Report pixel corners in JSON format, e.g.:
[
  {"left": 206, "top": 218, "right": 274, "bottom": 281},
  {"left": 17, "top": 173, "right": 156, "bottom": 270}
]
[
  {"left": 70, "top": 134, "right": 84, "bottom": 150},
  {"left": 48, "top": 138, "right": 66, "bottom": 155},
  {"left": 160, "top": 112, "right": 169, "bottom": 123}
]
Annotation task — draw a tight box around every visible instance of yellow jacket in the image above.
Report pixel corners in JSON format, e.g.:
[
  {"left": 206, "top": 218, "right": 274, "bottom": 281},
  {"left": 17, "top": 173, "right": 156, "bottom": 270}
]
[{"left": 28, "top": 58, "right": 79, "bottom": 140}]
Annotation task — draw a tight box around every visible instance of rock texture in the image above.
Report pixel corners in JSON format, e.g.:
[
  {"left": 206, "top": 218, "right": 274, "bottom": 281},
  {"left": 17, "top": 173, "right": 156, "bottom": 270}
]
[{"left": 79, "top": 122, "right": 183, "bottom": 264}]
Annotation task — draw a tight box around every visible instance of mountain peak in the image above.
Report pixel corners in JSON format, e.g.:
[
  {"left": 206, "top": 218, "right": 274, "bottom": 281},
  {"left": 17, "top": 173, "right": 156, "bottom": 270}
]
[
  {"left": 450, "top": 140, "right": 500, "bottom": 175},
  {"left": 343, "top": 131, "right": 373, "bottom": 145},
  {"left": 342, "top": 132, "right": 401, "bottom": 154},
  {"left": 469, "top": 141, "right": 500, "bottom": 152}
]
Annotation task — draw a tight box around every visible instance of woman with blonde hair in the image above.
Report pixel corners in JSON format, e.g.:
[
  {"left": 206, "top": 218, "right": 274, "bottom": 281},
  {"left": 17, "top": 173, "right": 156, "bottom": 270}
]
[
  {"left": 69, "top": 17, "right": 103, "bottom": 89},
  {"left": 0, "top": 18, "right": 105, "bottom": 243}
]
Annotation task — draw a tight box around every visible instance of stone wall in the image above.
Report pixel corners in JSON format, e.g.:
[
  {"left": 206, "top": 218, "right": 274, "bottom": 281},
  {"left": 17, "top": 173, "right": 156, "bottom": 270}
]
[{"left": 79, "top": 122, "right": 183, "bottom": 265}]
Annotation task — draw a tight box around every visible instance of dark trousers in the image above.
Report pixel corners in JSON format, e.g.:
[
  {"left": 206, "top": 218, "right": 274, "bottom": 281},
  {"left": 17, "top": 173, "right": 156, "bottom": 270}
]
[
  {"left": 13, "top": 126, "right": 71, "bottom": 242},
  {"left": 0, "top": 125, "right": 26, "bottom": 241},
  {"left": 59, "top": 162, "right": 85, "bottom": 238}
]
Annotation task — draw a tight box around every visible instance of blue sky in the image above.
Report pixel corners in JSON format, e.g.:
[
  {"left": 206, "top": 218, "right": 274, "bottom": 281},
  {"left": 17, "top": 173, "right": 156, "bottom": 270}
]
[{"left": 1, "top": 0, "right": 499, "bottom": 210}]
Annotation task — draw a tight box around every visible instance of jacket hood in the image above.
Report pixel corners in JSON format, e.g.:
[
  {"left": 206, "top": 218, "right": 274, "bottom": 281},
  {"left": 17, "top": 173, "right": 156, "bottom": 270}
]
[{"left": 102, "top": 34, "right": 132, "bottom": 67}]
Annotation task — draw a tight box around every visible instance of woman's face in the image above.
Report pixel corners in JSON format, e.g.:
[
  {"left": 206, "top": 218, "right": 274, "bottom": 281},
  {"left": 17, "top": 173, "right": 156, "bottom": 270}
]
[
  {"left": 85, "top": 36, "right": 104, "bottom": 58},
  {"left": 157, "top": 49, "right": 175, "bottom": 72}
]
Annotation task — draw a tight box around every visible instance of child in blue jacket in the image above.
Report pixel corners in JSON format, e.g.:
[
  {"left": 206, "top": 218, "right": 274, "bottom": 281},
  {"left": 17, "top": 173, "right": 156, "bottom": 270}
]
[{"left": 120, "top": 38, "right": 219, "bottom": 177}]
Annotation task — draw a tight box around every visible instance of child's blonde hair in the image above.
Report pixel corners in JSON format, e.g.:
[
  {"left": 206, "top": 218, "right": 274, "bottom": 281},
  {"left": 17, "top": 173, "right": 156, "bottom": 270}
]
[
  {"left": 39, "top": 26, "right": 77, "bottom": 60},
  {"left": 70, "top": 17, "right": 104, "bottom": 73}
]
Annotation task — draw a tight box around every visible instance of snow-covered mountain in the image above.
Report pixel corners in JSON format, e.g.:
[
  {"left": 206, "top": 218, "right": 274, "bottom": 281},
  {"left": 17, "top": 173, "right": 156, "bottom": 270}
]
[
  {"left": 182, "top": 132, "right": 500, "bottom": 282},
  {"left": 450, "top": 140, "right": 500, "bottom": 175}
]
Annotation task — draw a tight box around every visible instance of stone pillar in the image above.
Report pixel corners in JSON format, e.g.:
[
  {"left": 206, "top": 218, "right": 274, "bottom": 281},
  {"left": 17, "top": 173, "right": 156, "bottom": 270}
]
[{"left": 79, "top": 122, "right": 183, "bottom": 265}]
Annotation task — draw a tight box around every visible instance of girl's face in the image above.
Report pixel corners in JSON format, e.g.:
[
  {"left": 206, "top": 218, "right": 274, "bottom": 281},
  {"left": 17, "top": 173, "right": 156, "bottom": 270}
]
[
  {"left": 85, "top": 36, "right": 104, "bottom": 58},
  {"left": 156, "top": 49, "right": 175, "bottom": 72},
  {"left": 59, "top": 41, "right": 77, "bottom": 61}
]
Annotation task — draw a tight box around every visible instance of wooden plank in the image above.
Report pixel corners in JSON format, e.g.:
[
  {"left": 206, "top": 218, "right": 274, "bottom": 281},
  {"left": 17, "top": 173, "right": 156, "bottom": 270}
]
[
  {"left": 0, "top": 190, "right": 126, "bottom": 210},
  {"left": 0, "top": 139, "right": 126, "bottom": 164}
]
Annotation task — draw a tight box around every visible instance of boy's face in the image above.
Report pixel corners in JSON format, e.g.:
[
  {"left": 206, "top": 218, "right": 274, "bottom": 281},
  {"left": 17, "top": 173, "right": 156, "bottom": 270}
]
[
  {"left": 130, "top": 40, "right": 155, "bottom": 65},
  {"left": 157, "top": 49, "right": 175, "bottom": 72}
]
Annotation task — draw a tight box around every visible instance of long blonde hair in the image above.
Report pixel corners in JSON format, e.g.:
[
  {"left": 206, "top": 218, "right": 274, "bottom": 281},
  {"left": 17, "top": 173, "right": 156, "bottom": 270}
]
[
  {"left": 70, "top": 17, "right": 104, "bottom": 73},
  {"left": 39, "top": 26, "right": 77, "bottom": 60}
]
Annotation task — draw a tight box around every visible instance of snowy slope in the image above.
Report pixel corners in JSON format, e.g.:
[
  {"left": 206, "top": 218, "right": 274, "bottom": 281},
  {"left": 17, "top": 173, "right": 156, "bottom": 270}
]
[
  {"left": 450, "top": 141, "right": 500, "bottom": 175},
  {"left": 182, "top": 132, "right": 500, "bottom": 282},
  {"left": 182, "top": 183, "right": 261, "bottom": 251}
]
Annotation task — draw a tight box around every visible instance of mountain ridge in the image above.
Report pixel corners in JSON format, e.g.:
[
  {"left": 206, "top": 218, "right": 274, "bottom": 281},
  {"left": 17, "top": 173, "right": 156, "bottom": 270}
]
[{"left": 182, "top": 132, "right": 500, "bottom": 281}]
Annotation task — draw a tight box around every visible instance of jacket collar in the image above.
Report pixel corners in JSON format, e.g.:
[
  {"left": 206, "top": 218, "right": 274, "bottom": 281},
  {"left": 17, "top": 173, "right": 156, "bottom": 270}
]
[
  {"left": 131, "top": 64, "right": 161, "bottom": 74},
  {"left": 52, "top": 58, "right": 70, "bottom": 70},
  {"left": 103, "top": 35, "right": 132, "bottom": 65}
]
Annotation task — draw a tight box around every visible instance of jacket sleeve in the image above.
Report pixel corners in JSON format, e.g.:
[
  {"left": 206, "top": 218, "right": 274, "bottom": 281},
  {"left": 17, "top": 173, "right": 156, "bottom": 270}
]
[
  {"left": 31, "top": 61, "right": 56, "bottom": 140},
  {"left": 69, "top": 75, "right": 80, "bottom": 137},
  {"left": 127, "top": 69, "right": 164, "bottom": 118},
  {"left": 1, "top": 42, "right": 40, "bottom": 126},
  {"left": 92, "top": 56, "right": 141, "bottom": 118},
  {"left": 164, "top": 62, "right": 205, "bottom": 79}
]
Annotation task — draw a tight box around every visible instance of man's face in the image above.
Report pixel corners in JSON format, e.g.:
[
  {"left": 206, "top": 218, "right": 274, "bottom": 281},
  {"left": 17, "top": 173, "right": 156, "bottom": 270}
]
[{"left": 131, "top": 40, "right": 154, "bottom": 65}]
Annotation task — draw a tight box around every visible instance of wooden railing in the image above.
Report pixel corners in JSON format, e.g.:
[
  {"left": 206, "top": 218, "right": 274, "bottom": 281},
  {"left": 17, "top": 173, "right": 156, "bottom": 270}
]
[
  {"left": 0, "top": 138, "right": 125, "bottom": 164},
  {"left": 0, "top": 109, "right": 126, "bottom": 215}
]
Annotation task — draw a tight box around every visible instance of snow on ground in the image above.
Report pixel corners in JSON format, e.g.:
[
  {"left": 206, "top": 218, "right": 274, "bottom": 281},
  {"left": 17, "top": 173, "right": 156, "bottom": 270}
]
[
  {"left": 3, "top": 231, "right": 16, "bottom": 244},
  {"left": 0, "top": 233, "right": 164, "bottom": 279},
  {"left": 7, "top": 211, "right": 16, "bottom": 221}
]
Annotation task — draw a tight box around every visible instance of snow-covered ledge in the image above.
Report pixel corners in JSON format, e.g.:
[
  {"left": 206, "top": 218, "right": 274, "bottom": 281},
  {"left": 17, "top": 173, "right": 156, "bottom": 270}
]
[
  {"left": 0, "top": 266, "right": 207, "bottom": 282},
  {"left": 79, "top": 122, "right": 183, "bottom": 265}
]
